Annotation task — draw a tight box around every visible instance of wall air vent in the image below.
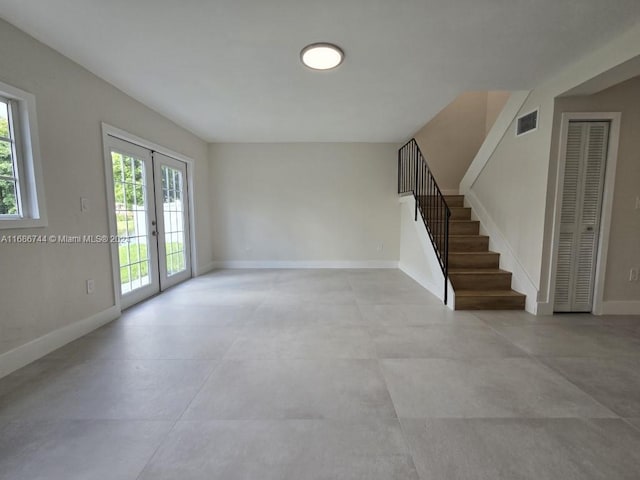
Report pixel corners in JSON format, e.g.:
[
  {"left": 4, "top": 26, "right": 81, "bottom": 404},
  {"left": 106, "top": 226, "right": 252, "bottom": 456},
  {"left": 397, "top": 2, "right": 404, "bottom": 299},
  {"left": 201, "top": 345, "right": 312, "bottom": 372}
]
[{"left": 516, "top": 108, "right": 539, "bottom": 137}]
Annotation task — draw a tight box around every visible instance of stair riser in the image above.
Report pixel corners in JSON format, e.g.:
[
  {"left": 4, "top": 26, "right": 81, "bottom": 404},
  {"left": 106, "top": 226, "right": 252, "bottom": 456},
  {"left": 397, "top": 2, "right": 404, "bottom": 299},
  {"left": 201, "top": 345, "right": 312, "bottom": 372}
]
[
  {"left": 449, "top": 222, "right": 480, "bottom": 235},
  {"left": 450, "top": 273, "right": 512, "bottom": 291},
  {"left": 444, "top": 196, "right": 465, "bottom": 207},
  {"left": 450, "top": 208, "right": 471, "bottom": 220},
  {"left": 449, "top": 237, "right": 489, "bottom": 252},
  {"left": 420, "top": 206, "right": 470, "bottom": 220},
  {"left": 455, "top": 296, "right": 526, "bottom": 310},
  {"left": 449, "top": 254, "right": 499, "bottom": 269}
]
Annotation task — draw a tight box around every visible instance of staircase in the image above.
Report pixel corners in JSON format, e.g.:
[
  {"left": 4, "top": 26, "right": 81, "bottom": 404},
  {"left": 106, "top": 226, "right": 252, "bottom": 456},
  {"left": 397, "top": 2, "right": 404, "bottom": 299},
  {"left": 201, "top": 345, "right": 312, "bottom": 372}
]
[
  {"left": 399, "top": 138, "right": 525, "bottom": 311},
  {"left": 443, "top": 194, "right": 525, "bottom": 310}
]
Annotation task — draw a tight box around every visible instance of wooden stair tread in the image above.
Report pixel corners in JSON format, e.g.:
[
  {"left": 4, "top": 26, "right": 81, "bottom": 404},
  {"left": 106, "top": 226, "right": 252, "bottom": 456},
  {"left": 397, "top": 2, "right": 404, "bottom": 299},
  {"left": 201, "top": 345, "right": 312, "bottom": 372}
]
[
  {"left": 449, "top": 251, "right": 498, "bottom": 255},
  {"left": 449, "top": 268, "right": 509, "bottom": 274},
  {"left": 455, "top": 290, "right": 525, "bottom": 297},
  {"left": 449, "top": 234, "right": 488, "bottom": 238},
  {"left": 430, "top": 219, "right": 477, "bottom": 224},
  {"left": 403, "top": 182, "right": 524, "bottom": 309}
]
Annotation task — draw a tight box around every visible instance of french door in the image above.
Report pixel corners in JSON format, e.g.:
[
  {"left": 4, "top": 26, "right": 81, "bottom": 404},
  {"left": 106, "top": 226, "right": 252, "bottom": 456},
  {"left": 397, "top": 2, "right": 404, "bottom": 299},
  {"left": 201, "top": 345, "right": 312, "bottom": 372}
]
[{"left": 106, "top": 136, "right": 191, "bottom": 308}]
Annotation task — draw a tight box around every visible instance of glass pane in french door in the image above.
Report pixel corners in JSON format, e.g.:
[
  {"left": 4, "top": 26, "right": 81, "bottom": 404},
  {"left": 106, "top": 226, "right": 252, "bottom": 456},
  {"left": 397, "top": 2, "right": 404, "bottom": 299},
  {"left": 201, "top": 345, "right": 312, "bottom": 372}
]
[
  {"left": 161, "top": 164, "right": 187, "bottom": 276},
  {"left": 111, "top": 151, "right": 152, "bottom": 294}
]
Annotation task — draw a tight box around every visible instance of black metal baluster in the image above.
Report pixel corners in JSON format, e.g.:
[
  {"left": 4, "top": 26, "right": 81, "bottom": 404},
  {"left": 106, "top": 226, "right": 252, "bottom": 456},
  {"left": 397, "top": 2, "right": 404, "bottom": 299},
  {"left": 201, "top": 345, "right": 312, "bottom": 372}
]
[
  {"left": 397, "top": 139, "right": 450, "bottom": 305},
  {"left": 444, "top": 207, "right": 450, "bottom": 305}
]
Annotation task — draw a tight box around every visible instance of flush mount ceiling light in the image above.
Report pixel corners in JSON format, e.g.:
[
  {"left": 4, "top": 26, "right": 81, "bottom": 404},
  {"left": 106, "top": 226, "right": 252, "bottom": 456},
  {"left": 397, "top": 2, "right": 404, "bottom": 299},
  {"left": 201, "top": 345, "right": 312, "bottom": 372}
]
[{"left": 300, "top": 43, "right": 344, "bottom": 71}]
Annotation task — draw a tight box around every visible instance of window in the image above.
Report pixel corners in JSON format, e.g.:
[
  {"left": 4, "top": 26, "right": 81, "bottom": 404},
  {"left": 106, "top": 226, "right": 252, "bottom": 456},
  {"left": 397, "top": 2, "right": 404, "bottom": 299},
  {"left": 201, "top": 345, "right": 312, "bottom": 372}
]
[
  {"left": 0, "top": 97, "right": 22, "bottom": 216},
  {"left": 0, "top": 81, "right": 47, "bottom": 229}
]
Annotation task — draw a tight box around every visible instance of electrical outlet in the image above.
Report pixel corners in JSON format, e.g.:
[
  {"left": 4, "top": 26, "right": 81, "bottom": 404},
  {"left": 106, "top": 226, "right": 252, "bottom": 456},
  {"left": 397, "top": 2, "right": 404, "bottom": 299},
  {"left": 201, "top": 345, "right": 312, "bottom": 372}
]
[
  {"left": 377, "top": 242, "right": 384, "bottom": 252},
  {"left": 630, "top": 268, "right": 639, "bottom": 282},
  {"left": 636, "top": 196, "right": 640, "bottom": 210},
  {"left": 86, "top": 279, "right": 95, "bottom": 294},
  {"left": 81, "top": 197, "right": 89, "bottom": 213}
]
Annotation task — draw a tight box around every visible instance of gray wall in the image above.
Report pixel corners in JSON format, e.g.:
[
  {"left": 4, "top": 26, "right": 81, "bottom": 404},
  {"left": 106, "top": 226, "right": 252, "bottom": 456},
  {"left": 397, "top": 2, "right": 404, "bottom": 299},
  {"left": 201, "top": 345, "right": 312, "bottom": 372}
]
[
  {"left": 209, "top": 143, "right": 400, "bottom": 264},
  {"left": 549, "top": 76, "right": 640, "bottom": 302},
  {"left": 0, "top": 19, "right": 211, "bottom": 356},
  {"left": 413, "top": 91, "right": 508, "bottom": 193}
]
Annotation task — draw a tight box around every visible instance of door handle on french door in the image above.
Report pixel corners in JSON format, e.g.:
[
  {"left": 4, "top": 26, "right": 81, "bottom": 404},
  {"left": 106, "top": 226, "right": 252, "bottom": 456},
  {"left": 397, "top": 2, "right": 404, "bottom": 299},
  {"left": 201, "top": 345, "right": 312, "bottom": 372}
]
[
  {"left": 151, "top": 231, "right": 158, "bottom": 236},
  {"left": 151, "top": 220, "right": 157, "bottom": 226}
]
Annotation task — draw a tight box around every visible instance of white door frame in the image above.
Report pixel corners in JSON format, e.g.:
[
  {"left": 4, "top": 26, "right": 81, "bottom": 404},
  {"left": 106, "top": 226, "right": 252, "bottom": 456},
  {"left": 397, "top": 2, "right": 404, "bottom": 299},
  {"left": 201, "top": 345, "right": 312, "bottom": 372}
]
[
  {"left": 547, "top": 112, "right": 621, "bottom": 315},
  {"left": 101, "top": 123, "right": 198, "bottom": 310}
]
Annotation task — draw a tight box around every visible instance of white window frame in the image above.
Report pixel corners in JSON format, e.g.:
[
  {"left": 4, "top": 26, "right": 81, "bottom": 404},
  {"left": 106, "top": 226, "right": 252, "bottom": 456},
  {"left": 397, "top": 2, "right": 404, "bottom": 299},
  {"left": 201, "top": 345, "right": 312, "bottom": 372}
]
[{"left": 0, "top": 80, "right": 47, "bottom": 229}]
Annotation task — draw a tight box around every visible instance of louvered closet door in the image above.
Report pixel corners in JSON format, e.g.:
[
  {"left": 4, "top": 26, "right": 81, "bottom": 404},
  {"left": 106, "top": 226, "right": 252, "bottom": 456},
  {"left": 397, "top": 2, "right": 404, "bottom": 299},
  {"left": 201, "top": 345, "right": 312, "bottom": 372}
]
[{"left": 554, "top": 121, "right": 609, "bottom": 312}]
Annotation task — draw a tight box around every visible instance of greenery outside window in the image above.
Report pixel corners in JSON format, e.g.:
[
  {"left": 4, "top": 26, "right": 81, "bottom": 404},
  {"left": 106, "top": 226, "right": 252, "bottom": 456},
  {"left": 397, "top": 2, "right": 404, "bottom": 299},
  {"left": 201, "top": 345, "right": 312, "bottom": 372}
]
[
  {"left": 0, "top": 96, "right": 22, "bottom": 216},
  {"left": 0, "top": 81, "right": 47, "bottom": 229}
]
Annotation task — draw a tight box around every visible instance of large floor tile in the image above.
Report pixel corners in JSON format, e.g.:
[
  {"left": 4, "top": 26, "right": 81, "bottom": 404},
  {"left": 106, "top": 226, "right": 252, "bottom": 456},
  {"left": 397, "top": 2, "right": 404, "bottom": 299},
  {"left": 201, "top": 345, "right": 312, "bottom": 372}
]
[
  {"left": 352, "top": 283, "right": 441, "bottom": 305},
  {"left": 0, "top": 359, "right": 214, "bottom": 420},
  {"left": 225, "top": 327, "right": 376, "bottom": 359},
  {"left": 490, "top": 324, "right": 640, "bottom": 357},
  {"left": 243, "top": 302, "right": 365, "bottom": 331},
  {"left": 139, "top": 419, "right": 418, "bottom": 480},
  {"left": 121, "top": 303, "right": 255, "bottom": 327},
  {"left": 184, "top": 269, "right": 280, "bottom": 290},
  {"left": 357, "top": 304, "right": 484, "bottom": 327},
  {"left": 182, "top": 359, "right": 397, "bottom": 420},
  {"left": 154, "top": 287, "right": 268, "bottom": 307},
  {"left": 371, "top": 325, "right": 526, "bottom": 358},
  {"left": 3, "top": 269, "right": 638, "bottom": 479},
  {"left": 540, "top": 356, "right": 640, "bottom": 417},
  {"left": 381, "top": 358, "right": 615, "bottom": 418},
  {"left": 0, "top": 420, "right": 172, "bottom": 480},
  {"left": 348, "top": 271, "right": 440, "bottom": 305},
  {"left": 273, "top": 270, "right": 352, "bottom": 293},
  {"left": 48, "top": 325, "right": 239, "bottom": 360},
  {"left": 401, "top": 418, "right": 640, "bottom": 480},
  {"left": 473, "top": 310, "right": 605, "bottom": 327},
  {"left": 0, "top": 358, "right": 75, "bottom": 399},
  {"left": 268, "top": 290, "right": 358, "bottom": 305},
  {"left": 600, "top": 316, "right": 640, "bottom": 336},
  {"left": 346, "top": 269, "right": 416, "bottom": 284}
]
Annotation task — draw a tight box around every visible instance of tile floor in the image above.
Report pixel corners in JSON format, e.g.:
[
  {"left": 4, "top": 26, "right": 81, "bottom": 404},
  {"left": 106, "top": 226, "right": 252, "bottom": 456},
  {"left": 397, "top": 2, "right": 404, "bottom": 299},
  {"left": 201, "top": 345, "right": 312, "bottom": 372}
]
[{"left": 1, "top": 269, "right": 640, "bottom": 479}]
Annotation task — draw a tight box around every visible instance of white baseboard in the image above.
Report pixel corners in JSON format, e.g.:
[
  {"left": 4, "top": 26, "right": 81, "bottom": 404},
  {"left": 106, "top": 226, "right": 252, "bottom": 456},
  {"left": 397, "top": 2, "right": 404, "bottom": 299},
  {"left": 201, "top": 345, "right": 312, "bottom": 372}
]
[
  {"left": 210, "top": 260, "right": 399, "bottom": 269},
  {"left": 600, "top": 301, "right": 640, "bottom": 315},
  {"left": 464, "top": 190, "right": 540, "bottom": 314},
  {"left": 536, "top": 300, "right": 640, "bottom": 315},
  {"left": 0, "top": 305, "right": 121, "bottom": 379},
  {"left": 194, "top": 261, "right": 216, "bottom": 276},
  {"left": 536, "top": 302, "right": 554, "bottom": 316}
]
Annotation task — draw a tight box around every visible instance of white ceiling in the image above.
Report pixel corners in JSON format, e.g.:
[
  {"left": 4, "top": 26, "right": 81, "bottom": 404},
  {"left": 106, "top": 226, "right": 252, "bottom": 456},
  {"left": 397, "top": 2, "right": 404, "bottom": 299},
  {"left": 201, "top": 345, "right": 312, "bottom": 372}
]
[{"left": 1, "top": 0, "right": 639, "bottom": 142}]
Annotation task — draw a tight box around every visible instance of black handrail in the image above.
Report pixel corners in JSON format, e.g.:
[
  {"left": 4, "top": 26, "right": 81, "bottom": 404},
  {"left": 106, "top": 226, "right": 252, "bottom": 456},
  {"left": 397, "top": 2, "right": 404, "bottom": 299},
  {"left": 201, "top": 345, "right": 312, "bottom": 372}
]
[{"left": 398, "top": 139, "right": 451, "bottom": 305}]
